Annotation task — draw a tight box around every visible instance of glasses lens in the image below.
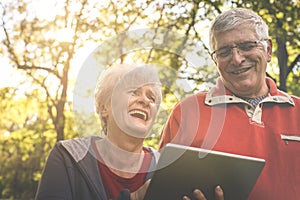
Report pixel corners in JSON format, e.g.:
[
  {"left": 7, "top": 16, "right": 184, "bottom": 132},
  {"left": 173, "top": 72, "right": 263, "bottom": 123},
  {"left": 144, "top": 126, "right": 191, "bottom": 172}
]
[
  {"left": 213, "top": 40, "right": 261, "bottom": 61},
  {"left": 216, "top": 47, "right": 231, "bottom": 58},
  {"left": 238, "top": 41, "right": 257, "bottom": 51}
]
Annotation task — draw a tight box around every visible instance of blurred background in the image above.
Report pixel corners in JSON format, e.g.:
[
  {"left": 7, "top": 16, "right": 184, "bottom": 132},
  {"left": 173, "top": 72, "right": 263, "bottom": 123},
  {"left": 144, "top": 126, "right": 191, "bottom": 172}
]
[{"left": 0, "top": 0, "right": 299, "bottom": 199}]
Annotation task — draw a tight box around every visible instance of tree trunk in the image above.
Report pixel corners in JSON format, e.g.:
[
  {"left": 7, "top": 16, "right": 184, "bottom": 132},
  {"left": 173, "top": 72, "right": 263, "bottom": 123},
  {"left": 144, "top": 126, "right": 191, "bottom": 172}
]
[{"left": 276, "top": 37, "right": 288, "bottom": 92}]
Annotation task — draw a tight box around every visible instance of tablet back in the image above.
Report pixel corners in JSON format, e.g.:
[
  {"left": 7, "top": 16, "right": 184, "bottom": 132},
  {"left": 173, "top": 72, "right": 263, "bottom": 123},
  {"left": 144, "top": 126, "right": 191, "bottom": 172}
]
[{"left": 144, "top": 143, "right": 265, "bottom": 200}]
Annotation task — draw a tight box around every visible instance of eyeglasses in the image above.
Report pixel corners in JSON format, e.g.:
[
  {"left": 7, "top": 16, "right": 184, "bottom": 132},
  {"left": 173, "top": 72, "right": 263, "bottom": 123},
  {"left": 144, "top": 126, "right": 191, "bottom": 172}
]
[{"left": 210, "top": 39, "right": 268, "bottom": 61}]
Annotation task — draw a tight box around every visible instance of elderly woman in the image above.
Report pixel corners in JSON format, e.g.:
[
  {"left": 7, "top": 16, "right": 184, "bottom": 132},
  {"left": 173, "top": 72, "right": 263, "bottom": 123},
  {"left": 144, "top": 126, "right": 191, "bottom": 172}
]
[{"left": 35, "top": 64, "right": 162, "bottom": 200}]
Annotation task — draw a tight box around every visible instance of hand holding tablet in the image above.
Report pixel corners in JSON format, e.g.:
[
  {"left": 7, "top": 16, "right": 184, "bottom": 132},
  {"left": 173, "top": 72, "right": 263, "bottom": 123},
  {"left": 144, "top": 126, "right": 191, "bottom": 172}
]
[{"left": 144, "top": 143, "right": 265, "bottom": 200}]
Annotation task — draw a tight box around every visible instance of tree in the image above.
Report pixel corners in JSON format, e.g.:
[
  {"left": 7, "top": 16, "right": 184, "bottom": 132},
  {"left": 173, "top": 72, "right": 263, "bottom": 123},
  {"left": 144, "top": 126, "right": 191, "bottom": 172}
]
[
  {"left": 0, "top": 0, "right": 150, "bottom": 141},
  {"left": 0, "top": 0, "right": 299, "bottom": 198},
  {"left": 1, "top": 0, "right": 77, "bottom": 141}
]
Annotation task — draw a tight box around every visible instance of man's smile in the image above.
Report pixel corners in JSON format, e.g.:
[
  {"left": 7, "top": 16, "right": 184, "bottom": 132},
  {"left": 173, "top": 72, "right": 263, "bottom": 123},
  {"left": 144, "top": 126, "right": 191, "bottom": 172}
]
[{"left": 231, "top": 67, "right": 252, "bottom": 75}]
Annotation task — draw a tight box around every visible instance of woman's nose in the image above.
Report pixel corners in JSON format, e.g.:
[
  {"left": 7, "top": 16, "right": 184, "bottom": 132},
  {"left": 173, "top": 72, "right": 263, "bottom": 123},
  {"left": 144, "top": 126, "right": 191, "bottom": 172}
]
[{"left": 137, "top": 93, "right": 151, "bottom": 105}]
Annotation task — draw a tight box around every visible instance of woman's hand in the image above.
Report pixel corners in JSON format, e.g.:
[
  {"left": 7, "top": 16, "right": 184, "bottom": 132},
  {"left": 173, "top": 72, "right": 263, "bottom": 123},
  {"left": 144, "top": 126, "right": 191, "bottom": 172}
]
[{"left": 182, "top": 186, "right": 224, "bottom": 200}]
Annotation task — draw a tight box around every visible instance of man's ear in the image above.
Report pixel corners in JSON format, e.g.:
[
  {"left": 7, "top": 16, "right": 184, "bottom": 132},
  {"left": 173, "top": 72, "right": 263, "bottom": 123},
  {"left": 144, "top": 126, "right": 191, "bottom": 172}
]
[{"left": 266, "top": 38, "right": 272, "bottom": 62}]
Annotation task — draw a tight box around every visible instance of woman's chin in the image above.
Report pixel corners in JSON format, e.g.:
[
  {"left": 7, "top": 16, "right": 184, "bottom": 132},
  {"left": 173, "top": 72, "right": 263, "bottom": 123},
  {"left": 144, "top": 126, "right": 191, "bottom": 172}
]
[{"left": 125, "top": 123, "right": 151, "bottom": 139}]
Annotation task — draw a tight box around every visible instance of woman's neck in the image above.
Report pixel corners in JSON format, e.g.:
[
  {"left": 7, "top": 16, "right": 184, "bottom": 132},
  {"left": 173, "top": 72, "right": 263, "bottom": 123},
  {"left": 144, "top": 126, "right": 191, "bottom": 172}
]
[
  {"left": 106, "top": 123, "right": 144, "bottom": 152},
  {"left": 107, "top": 132, "right": 144, "bottom": 153},
  {"left": 95, "top": 137, "right": 145, "bottom": 177}
]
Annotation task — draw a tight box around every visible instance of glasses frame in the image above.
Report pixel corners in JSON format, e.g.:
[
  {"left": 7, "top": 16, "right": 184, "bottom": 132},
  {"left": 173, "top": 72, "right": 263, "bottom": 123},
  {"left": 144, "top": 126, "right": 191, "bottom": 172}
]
[{"left": 210, "top": 39, "right": 268, "bottom": 62}]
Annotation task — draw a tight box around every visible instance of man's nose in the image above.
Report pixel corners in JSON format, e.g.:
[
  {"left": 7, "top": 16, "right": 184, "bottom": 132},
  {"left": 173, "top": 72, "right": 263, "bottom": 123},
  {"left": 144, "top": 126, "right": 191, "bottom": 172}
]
[{"left": 230, "top": 48, "right": 245, "bottom": 64}]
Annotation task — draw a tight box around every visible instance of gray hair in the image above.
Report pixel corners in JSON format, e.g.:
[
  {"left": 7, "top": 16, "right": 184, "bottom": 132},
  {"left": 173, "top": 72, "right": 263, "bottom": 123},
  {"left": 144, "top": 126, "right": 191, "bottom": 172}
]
[
  {"left": 94, "top": 63, "right": 162, "bottom": 135},
  {"left": 209, "top": 8, "right": 269, "bottom": 51}
]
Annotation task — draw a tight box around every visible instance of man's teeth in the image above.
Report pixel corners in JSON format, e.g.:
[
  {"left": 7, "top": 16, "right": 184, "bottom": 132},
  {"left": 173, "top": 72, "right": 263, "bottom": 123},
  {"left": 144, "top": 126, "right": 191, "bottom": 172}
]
[
  {"left": 129, "top": 110, "right": 147, "bottom": 120},
  {"left": 232, "top": 68, "right": 249, "bottom": 75}
]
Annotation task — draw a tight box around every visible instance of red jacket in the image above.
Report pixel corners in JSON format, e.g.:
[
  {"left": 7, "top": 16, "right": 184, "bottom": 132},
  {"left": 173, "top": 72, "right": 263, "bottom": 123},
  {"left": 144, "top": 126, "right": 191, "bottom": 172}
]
[{"left": 159, "top": 78, "right": 300, "bottom": 200}]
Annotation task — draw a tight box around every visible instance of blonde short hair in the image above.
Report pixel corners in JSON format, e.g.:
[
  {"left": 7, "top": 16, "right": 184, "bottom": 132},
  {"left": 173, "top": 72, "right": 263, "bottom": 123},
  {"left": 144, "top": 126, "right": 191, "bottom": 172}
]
[{"left": 94, "top": 63, "right": 162, "bottom": 134}]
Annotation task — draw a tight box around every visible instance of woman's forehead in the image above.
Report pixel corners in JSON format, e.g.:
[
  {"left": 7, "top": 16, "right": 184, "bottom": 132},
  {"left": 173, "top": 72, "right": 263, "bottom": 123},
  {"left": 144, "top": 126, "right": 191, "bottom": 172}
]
[
  {"left": 122, "top": 66, "right": 160, "bottom": 83},
  {"left": 127, "top": 83, "right": 160, "bottom": 92}
]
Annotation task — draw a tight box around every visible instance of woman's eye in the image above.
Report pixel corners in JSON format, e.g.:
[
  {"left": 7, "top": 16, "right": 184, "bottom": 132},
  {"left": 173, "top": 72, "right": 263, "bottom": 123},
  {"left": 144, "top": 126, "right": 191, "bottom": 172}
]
[
  {"left": 148, "top": 96, "right": 156, "bottom": 103},
  {"left": 128, "top": 89, "right": 138, "bottom": 96},
  {"left": 133, "top": 90, "right": 138, "bottom": 95}
]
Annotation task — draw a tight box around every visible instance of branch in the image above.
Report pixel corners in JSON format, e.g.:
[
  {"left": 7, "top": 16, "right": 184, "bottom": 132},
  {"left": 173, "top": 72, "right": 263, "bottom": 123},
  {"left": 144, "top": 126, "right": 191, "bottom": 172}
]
[
  {"left": 1, "top": 7, "right": 61, "bottom": 80},
  {"left": 145, "top": 2, "right": 166, "bottom": 63},
  {"left": 2, "top": 18, "right": 21, "bottom": 66},
  {"left": 25, "top": 70, "right": 57, "bottom": 124},
  {"left": 17, "top": 64, "right": 61, "bottom": 78}
]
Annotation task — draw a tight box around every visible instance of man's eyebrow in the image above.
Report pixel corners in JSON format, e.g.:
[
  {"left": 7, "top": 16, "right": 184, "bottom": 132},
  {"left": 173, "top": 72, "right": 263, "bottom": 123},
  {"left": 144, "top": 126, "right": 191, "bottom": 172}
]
[
  {"left": 217, "top": 41, "right": 255, "bottom": 50},
  {"left": 217, "top": 44, "right": 233, "bottom": 49},
  {"left": 218, "top": 45, "right": 231, "bottom": 49}
]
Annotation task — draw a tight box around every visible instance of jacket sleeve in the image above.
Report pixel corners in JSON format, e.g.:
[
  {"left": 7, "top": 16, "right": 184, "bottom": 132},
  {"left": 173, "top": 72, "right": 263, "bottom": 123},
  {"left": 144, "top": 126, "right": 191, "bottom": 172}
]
[{"left": 35, "top": 143, "right": 73, "bottom": 200}]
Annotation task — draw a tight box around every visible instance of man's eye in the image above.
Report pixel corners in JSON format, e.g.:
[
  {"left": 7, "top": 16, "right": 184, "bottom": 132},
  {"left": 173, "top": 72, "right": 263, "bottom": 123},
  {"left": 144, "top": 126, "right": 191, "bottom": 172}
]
[
  {"left": 217, "top": 48, "right": 231, "bottom": 57},
  {"left": 239, "top": 43, "right": 256, "bottom": 51}
]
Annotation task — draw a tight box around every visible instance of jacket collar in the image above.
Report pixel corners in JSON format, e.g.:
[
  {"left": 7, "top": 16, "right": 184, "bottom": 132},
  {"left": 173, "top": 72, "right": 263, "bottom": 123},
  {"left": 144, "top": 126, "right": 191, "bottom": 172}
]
[
  {"left": 60, "top": 136, "right": 159, "bottom": 200},
  {"left": 61, "top": 136, "right": 159, "bottom": 163},
  {"left": 205, "top": 77, "right": 294, "bottom": 106}
]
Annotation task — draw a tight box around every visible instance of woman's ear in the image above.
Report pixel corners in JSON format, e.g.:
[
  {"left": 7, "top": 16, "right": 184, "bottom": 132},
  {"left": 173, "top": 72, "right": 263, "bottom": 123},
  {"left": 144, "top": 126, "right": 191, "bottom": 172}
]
[{"left": 100, "top": 105, "right": 108, "bottom": 118}]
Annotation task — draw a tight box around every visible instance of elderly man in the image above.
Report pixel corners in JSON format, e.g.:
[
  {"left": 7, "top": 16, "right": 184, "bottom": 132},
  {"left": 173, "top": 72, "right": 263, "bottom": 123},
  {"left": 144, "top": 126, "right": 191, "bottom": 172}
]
[{"left": 160, "top": 7, "right": 300, "bottom": 200}]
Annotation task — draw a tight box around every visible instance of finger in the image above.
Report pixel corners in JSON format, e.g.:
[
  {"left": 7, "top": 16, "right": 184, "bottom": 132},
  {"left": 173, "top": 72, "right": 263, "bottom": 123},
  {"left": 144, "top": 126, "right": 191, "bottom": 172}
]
[
  {"left": 193, "top": 189, "right": 207, "bottom": 200},
  {"left": 182, "top": 196, "right": 191, "bottom": 200},
  {"left": 130, "top": 192, "right": 137, "bottom": 200},
  {"left": 137, "top": 181, "right": 150, "bottom": 200},
  {"left": 215, "top": 186, "right": 224, "bottom": 200},
  {"left": 144, "top": 179, "right": 151, "bottom": 188}
]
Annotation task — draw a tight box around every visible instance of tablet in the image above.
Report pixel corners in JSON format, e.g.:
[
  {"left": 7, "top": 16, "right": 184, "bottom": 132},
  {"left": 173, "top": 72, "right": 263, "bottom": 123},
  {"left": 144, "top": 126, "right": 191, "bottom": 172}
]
[{"left": 144, "top": 143, "right": 265, "bottom": 200}]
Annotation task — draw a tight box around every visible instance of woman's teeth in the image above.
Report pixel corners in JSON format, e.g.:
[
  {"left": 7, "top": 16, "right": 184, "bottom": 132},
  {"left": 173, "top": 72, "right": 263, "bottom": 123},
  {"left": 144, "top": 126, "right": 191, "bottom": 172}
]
[{"left": 129, "top": 110, "right": 147, "bottom": 121}]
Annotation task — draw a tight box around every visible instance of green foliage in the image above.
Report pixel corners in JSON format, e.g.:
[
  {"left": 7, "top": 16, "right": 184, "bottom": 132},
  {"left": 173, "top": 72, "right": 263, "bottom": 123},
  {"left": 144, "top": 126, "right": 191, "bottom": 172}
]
[
  {"left": 0, "top": 0, "right": 299, "bottom": 198},
  {"left": 0, "top": 87, "right": 55, "bottom": 198},
  {"left": 0, "top": 87, "right": 76, "bottom": 199},
  {"left": 287, "top": 69, "right": 300, "bottom": 97}
]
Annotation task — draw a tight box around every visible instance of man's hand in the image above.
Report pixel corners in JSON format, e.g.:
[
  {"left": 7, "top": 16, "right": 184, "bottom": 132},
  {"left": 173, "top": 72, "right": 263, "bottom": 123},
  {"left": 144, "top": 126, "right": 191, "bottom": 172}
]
[
  {"left": 182, "top": 186, "right": 224, "bottom": 200},
  {"left": 130, "top": 179, "right": 151, "bottom": 200}
]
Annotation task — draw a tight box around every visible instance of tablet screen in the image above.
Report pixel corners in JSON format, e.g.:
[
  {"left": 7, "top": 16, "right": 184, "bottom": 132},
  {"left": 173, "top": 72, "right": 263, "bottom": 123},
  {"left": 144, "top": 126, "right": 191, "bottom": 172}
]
[{"left": 144, "top": 143, "right": 265, "bottom": 200}]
